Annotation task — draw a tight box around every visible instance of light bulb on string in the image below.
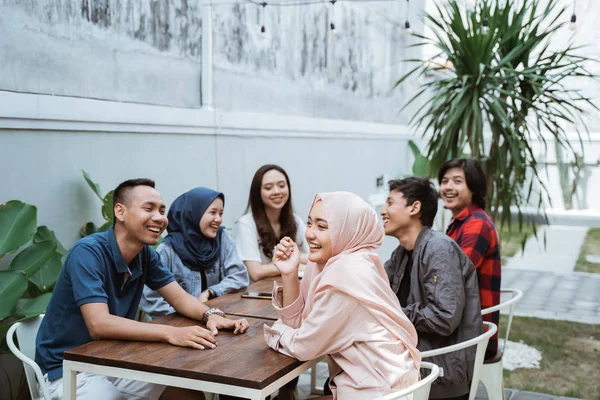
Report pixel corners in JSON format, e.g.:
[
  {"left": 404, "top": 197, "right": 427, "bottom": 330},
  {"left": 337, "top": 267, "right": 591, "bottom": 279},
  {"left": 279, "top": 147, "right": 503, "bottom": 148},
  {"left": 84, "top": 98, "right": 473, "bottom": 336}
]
[
  {"left": 404, "top": 0, "right": 412, "bottom": 35},
  {"left": 329, "top": 0, "right": 338, "bottom": 36},
  {"left": 569, "top": 0, "right": 577, "bottom": 31},
  {"left": 260, "top": 2, "right": 267, "bottom": 39},
  {"left": 481, "top": 18, "right": 489, "bottom": 35},
  {"left": 330, "top": 22, "right": 338, "bottom": 36}
]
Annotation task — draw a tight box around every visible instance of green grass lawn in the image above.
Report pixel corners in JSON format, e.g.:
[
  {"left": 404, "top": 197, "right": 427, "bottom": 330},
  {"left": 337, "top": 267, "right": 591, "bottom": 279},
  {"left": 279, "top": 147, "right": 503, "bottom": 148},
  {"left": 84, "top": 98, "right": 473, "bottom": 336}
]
[
  {"left": 501, "top": 315, "right": 600, "bottom": 399},
  {"left": 498, "top": 223, "right": 538, "bottom": 258},
  {"left": 574, "top": 228, "right": 600, "bottom": 274}
]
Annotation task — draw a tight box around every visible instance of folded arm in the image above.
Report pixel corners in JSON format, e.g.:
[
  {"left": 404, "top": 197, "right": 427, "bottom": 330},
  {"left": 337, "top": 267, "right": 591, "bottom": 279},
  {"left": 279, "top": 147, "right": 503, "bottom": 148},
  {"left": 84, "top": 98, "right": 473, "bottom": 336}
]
[
  {"left": 264, "top": 289, "right": 356, "bottom": 361},
  {"left": 80, "top": 301, "right": 217, "bottom": 349}
]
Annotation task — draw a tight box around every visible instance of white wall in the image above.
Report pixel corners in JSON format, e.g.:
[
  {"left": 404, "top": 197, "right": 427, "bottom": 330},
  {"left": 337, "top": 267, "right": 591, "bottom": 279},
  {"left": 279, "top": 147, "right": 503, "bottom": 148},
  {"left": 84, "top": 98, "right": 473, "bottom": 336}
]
[
  {"left": 0, "top": 0, "right": 425, "bottom": 124},
  {"left": 0, "top": 91, "right": 412, "bottom": 259}
]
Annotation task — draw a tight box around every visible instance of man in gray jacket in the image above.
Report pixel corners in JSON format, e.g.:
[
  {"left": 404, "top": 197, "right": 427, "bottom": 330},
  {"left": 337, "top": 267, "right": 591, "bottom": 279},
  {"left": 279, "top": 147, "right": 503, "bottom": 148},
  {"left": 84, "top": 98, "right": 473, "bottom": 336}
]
[{"left": 381, "top": 177, "right": 483, "bottom": 400}]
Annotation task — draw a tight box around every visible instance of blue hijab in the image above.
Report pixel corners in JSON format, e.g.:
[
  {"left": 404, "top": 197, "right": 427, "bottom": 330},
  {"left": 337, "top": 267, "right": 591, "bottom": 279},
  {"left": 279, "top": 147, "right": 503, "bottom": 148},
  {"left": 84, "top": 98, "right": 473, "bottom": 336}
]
[{"left": 163, "top": 187, "right": 225, "bottom": 271}]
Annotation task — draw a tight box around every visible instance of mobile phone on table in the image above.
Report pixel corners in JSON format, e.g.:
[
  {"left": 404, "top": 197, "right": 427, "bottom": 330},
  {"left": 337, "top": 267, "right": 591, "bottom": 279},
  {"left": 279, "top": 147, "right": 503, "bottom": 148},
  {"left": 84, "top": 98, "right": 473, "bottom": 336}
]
[{"left": 241, "top": 292, "right": 272, "bottom": 299}]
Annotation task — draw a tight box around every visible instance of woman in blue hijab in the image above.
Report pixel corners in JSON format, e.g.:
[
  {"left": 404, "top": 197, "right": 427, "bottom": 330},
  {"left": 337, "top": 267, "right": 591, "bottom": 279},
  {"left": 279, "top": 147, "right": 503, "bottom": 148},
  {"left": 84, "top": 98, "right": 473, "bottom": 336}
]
[{"left": 141, "top": 187, "right": 250, "bottom": 318}]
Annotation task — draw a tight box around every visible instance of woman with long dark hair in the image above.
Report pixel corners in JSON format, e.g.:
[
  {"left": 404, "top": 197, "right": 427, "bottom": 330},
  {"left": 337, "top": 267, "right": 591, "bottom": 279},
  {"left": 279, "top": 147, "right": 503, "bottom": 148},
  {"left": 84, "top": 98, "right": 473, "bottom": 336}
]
[{"left": 235, "top": 164, "right": 308, "bottom": 282}]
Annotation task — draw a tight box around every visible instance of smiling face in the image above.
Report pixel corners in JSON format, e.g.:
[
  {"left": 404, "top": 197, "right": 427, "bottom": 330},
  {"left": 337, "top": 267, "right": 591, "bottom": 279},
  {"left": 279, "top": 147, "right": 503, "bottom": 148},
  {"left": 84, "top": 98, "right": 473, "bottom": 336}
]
[
  {"left": 260, "top": 169, "right": 290, "bottom": 211},
  {"left": 305, "top": 200, "right": 333, "bottom": 265},
  {"left": 380, "top": 190, "right": 421, "bottom": 239},
  {"left": 440, "top": 167, "right": 473, "bottom": 216},
  {"left": 114, "top": 185, "right": 168, "bottom": 246},
  {"left": 199, "top": 197, "right": 224, "bottom": 239}
]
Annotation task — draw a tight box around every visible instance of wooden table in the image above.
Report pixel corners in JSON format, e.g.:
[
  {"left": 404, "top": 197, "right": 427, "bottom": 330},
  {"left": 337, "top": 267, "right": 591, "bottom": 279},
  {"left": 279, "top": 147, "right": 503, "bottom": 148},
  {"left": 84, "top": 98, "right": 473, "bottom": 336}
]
[
  {"left": 63, "top": 314, "right": 318, "bottom": 400},
  {"left": 207, "top": 279, "right": 280, "bottom": 321}
]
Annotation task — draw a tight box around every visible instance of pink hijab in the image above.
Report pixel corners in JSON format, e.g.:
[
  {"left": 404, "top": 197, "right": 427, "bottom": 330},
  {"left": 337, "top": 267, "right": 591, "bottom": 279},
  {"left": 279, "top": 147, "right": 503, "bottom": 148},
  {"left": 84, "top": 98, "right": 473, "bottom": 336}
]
[{"left": 300, "top": 191, "right": 420, "bottom": 367}]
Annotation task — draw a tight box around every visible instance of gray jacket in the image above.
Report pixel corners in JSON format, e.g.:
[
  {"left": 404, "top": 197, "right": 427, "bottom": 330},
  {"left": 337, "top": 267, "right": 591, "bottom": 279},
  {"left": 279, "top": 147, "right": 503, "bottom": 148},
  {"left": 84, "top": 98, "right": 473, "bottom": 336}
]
[
  {"left": 384, "top": 227, "right": 483, "bottom": 399},
  {"left": 140, "top": 233, "right": 249, "bottom": 318}
]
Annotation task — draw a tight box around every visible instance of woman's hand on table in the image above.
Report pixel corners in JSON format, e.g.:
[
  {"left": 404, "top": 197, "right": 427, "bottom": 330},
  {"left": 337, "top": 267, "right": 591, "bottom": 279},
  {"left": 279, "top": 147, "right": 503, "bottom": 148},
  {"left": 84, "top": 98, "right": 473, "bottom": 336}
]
[
  {"left": 206, "top": 314, "right": 250, "bottom": 335},
  {"left": 273, "top": 237, "right": 300, "bottom": 277},
  {"left": 166, "top": 325, "right": 217, "bottom": 350}
]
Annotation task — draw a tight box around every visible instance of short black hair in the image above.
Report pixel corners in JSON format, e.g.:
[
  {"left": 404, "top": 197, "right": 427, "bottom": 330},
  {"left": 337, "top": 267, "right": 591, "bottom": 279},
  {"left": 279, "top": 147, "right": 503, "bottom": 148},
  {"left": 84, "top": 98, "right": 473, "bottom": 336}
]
[
  {"left": 438, "top": 158, "right": 487, "bottom": 210},
  {"left": 388, "top": 177, "right": 439, "bottom": 227},
  {"left": 113, "top": 178, "right": 156, "bottom": 208}
]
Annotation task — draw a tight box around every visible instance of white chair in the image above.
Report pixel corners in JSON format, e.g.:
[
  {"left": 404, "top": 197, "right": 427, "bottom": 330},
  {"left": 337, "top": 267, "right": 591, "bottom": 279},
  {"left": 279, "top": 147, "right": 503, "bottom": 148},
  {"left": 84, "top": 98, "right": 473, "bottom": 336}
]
[
  {"left": 6, "top": 315, "right": 51, "bottom": 400},
  {"left": 376, "top": 362, "right": 440, "bottom": 400},
  {"left": 309, "top": 356, "right": 328, "bottom": 395},
  {"left": 420, "top": 321, "right": 498, "bottom": 400},
  {"left": 479, "top": 289, "right": 523, "bottom": 400}
]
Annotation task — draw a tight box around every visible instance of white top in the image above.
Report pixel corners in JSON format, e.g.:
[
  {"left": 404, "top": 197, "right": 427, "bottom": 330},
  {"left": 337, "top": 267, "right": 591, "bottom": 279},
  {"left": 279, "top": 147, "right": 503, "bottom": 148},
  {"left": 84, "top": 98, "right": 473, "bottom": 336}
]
[{"left": 234, "top": 212, "right": 308, "bottom": 264}]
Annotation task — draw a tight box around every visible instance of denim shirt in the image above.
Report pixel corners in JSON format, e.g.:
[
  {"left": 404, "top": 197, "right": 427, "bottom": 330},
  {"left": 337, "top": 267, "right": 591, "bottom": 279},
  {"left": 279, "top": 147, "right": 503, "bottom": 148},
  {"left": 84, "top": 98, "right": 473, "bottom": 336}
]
[{"left": 140, "top": 231, "right": 250, "bottom": 318}]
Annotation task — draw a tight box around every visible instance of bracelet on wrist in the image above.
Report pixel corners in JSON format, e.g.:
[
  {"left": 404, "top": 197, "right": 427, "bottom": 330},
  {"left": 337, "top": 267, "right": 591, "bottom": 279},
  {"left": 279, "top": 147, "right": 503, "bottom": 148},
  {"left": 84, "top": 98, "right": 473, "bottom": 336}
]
[{"left": 202, "top": 307, "right": 225, "bottom": 323}]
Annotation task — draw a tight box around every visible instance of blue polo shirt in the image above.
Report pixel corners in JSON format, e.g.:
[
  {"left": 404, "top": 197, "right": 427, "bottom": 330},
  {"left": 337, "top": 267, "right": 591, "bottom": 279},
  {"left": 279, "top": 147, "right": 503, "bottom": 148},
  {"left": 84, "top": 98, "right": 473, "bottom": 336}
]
[{"left": 35, "top": 227, "right": 175, "bottom": 381}]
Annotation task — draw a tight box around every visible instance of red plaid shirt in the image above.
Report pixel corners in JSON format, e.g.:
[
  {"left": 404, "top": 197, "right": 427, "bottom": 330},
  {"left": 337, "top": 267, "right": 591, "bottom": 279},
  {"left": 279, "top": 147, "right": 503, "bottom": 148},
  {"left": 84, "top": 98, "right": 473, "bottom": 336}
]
[{"left": 446, "top": 204, "right": 501, "bottom": 357}]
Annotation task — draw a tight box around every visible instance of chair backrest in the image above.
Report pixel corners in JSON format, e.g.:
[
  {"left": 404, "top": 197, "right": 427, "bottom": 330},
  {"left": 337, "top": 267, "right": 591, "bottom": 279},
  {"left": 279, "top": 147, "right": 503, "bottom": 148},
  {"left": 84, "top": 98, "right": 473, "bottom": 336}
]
[
  {"left": 375, "top": 362, "right": 440, "bottom": 400},
  {"left": 6, "top": 315, "right": 51, "bottom": 400},
  {"left": 481, "top": 288, "right": 523, "bottom": 355},
  {"left": 420, "top": 321, "right": 497, "bottom": 400}
]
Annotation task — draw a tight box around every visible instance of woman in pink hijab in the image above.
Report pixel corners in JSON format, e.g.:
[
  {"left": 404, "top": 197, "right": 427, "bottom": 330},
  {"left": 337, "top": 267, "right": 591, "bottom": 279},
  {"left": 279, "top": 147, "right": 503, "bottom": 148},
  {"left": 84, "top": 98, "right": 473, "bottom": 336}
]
[{"left": 264, "top": 191, "right": 420, "bottom": 399}]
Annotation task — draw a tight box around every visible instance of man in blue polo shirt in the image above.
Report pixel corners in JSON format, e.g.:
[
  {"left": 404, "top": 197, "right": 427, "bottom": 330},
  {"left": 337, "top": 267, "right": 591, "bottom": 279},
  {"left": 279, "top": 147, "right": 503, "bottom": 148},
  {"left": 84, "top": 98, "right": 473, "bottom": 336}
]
[{"left": 36, "top": 178, "right": 249, "bottom": 399}]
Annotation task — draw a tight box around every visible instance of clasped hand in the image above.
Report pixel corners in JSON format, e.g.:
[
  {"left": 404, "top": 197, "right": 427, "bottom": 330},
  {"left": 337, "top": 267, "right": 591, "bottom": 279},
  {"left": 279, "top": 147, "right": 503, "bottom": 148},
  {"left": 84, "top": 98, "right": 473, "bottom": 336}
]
[{"left": 272, "top": 236, "right": 300, "bottom": 276}]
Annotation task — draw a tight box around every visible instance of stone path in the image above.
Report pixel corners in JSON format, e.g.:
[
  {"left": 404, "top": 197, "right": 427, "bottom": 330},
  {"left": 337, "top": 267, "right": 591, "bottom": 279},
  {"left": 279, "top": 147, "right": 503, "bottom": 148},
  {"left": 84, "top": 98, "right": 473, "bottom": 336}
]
[
  {"left": 503, "top": 225, "right": 588, "bottom": 275},
  {"left": 502, "top": 225, "right": 600, "bottom": 324},
  {"left": 502, "top": 268, "right": 600, "bottom": 324}
]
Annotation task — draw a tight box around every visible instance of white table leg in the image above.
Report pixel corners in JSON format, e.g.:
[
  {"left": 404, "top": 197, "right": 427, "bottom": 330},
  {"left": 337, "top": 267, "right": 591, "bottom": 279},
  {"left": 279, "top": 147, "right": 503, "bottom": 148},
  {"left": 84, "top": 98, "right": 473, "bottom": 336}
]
[{"left": 63, "top": 362, "right": 77, "bottom": 400}]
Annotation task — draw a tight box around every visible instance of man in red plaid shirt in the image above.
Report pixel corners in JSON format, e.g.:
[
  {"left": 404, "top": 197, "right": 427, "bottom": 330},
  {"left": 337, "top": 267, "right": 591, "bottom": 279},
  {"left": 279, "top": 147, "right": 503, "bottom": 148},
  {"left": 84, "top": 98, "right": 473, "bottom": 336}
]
[{"left": 439, "top": 158, "right": 501, "bottom": 359}]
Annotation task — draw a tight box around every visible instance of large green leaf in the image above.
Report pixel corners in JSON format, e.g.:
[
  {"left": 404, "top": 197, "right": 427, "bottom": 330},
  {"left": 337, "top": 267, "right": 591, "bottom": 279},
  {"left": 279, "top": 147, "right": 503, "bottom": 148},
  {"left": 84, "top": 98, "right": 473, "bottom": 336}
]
[
  {"left": 0, "top": 271, "right": 27, "bottom": 320},
  {"left": 34, "top": 225, "right": 67, "bottom": 255},
  {"left": 0, "top": 201, "right": 37, "bottom": 258},
  {"left": 102, "top": 190, "right": 114, "bottom": 222},
  {"left": 28, "top": 252, "right": 62, "bottom": 293},
  {"left": 8, "top": 241, "right": 57, "bottom": 279},
  {"left": 11, "top": 293, "right": 53, "bottom": 319},
  {"left": 97, "top": 221, "right": 112, "bottom": 233},
  {"left": 408, "top": 140, "right": 431, "bottom": 177},
  {"left": 82, "top": 169, "right": 103, "bottom": 200}
]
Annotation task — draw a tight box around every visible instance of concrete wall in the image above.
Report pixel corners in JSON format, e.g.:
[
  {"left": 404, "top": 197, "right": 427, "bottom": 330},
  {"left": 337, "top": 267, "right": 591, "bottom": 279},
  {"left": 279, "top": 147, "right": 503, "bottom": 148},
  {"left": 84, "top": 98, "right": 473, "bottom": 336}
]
[
  {"left": 0, "top": 0, "right": 425, "bottom": 123},
  {"left": 0, "top": 91, "right": 412, "bottom": 261}
]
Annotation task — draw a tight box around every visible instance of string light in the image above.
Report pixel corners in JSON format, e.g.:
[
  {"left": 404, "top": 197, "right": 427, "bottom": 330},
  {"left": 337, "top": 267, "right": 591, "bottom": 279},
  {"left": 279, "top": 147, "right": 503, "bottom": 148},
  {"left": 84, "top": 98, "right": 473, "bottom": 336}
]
[
  {"left": 481, "top": 17, "right": 489, "bottom": 35},
  {"left": 260, "top": 2, "right": 267, "bottom": 39},
  {"left": 404, "top": 0, "right": 413, "bottom": 35},
  {"left": 330, "top": 0, "right": 338, "bottom": 36},
  {"left": 236, "top": 0, "right": 422, "bottom": 40},
  {"left": 569, "top": 0, "right": 577, "bottom": 31}
]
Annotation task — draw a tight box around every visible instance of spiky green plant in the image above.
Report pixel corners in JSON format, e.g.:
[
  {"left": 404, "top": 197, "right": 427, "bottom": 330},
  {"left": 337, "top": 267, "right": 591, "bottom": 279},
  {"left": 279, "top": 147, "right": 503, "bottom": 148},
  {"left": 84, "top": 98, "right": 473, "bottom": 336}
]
[{"left": 397, "top": 0, "right": 597, "bottom": 229}]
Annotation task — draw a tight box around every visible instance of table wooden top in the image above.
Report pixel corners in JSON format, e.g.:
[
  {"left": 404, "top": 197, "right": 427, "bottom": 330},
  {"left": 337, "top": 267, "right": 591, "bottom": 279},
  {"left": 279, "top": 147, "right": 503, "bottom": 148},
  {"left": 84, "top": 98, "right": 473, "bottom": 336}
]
[
  {"left": 64, "top": 314, "right": 300, "bottom": 389},
  {"left": 207, "top": 279, "right": 280, "bottom": 321}
]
